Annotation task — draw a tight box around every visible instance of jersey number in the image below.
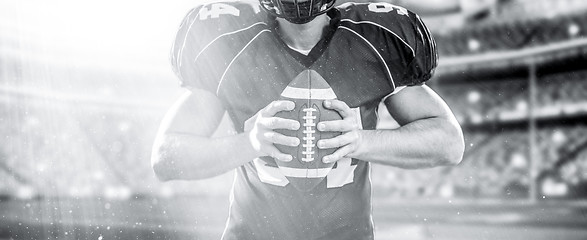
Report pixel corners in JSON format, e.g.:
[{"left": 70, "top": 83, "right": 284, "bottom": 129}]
[
  {"left": 254, "top": 157, "right": 357, "bottom": 188},
  {"left": 367, "top": 2, "right": 408, "bottom": 16},
  {"left": 198, "top": 2, "right": 261, "bottom": 20},
  {"left": 199, "top": 3, "right": 240, "bottom": 20}
]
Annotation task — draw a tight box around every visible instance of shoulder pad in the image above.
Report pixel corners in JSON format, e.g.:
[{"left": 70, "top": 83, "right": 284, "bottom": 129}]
[
  {"left": 170, "top": 1, "right": 268, "bottom": 90},
  {"left": 337, "top": 2, "right": 438, "bottom": 87}
]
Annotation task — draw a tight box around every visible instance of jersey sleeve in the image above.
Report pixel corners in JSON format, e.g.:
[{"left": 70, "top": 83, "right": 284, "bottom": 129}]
[
  {"left": 338, "top": 2, "right": 438, "bottom": 88},
  {"left": 169, "top": 1, "right": 265, "bottom": 93},
  {"left": 402, "top": 14, "right": 437, "bottom": 86},
  {"left": 170, "top": 6, "right": 207, "bottom": 91}
]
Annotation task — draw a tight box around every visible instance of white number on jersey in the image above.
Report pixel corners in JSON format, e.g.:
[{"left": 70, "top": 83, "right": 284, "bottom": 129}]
[
  {"left": 199, "top": 3, "right": 240, "bottom": 20},
  {"left": 326, "top": 157, "right": 357, "bottom": 188},
  {"left": 254, "top": 157, "right": 356, "bottom": 188},
  {"left": 367, "top": 2, "right": 408, "bottom": 16}
]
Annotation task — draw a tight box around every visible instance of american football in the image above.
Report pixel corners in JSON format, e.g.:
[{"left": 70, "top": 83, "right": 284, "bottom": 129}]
[{"left": 275, "top": 69, "right": 342, "bottom": 192}]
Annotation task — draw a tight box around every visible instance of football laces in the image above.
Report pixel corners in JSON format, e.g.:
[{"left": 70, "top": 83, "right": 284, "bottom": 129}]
[{"left": 301, "top": 107, "right": 317, "bottom": 162}]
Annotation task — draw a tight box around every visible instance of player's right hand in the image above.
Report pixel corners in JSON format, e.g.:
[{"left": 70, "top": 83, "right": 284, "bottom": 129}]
[{"left": 244, "top": 100, "right": 300, "bottom": 162}]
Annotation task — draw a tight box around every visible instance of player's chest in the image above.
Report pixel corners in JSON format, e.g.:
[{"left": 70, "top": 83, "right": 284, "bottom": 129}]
[{"left": 217, "top": 31, "right": 394, "bottom": 110}]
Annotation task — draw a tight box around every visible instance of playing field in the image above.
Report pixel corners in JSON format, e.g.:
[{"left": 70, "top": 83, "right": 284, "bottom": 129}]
[{"left": 2, "top": 197, "right": 586, "bottom": 240}]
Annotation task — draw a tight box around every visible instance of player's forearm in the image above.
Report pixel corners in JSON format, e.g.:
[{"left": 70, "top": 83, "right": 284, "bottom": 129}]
[
  {"left": 151, "top": 133, "right": 256, "bottom": 181},
  {"left": 351, "top": 117, "right": 464, "bottom": 169}
]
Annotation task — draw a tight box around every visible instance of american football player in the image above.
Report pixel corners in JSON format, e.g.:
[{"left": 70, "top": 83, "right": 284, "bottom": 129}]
[{"left": 151, "top": 0, "right": 465, "bottom": 239}]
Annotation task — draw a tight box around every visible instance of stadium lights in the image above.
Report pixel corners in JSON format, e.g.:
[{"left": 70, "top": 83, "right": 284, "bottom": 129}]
[
  {"left": 104, "top": 185, "right": 132, "bottom": 200},
  {"left": 15, "top": 185, "right": 37, "bottom": 200},
  {"left": 568, "top": 23, "right": 580, "bottom": 37},
  {"left": 467, "top": 90, "right": 481, "bottom": 103},
  {"left": 515, "top": 100, "right": 528, "bottom": 111},
  {"left": 470, "top": 113, "right": 483, "bottom": 124},
  {"left": 467, "top": 38, "right": 481, "bottom": 52},
  {"left": 541, "top": 178, "right": 568, "bottom": 197},
  {"left": 510, "top": 153, "right": 528, "bottom": 169},
  {"left": 551, "top": 130, "right": 567, "bottom": 144}
]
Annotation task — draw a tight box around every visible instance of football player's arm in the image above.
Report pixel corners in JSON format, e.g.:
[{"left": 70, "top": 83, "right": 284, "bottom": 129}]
[
  {"left": 151, "top": 89, "right": 300, "bottom": 181},
  {"left": 151, "top": 89, "right": 249, "bottom": 181},
  {"left": 317, "top": 85, "right": 464, "bottom": 169}
]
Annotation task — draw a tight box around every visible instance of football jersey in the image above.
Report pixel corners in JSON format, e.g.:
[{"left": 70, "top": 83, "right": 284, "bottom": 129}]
[{"left": 170, "top": 1, "right": 437, "bottom": 239}]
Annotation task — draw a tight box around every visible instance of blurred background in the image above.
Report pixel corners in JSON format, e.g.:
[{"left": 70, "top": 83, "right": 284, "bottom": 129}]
[{"left": 1, "top": 0, "right": 586, "bottom": 239}]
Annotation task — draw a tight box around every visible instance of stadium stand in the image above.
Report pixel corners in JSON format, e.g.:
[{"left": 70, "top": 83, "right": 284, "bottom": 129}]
[{"left": 435, "top": 10, "right": 587, "bottom": 57}]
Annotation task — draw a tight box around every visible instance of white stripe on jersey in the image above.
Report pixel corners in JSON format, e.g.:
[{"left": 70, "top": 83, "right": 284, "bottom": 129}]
[
  {"left": 388, "top": 85, "right": 407, "bottom": 97},
  {"left": 278, "top": 165, "right": 332, "bottom": 178},
  {"left": 280, "top": 86, "right": 337, "bottom": 100},
  {"left": 340, "top": 19, "right": 415, "bottom": 58},
  {"left": 194, "top": 22, "right": 268, "bottom": 63},
  {"left": 338, "top": 26, "right": 396, "bottom": 90},
  {"left": 217, "top": 29, "right": 271, "bottom": 95},
  {"left": 379, "top": 85, "right": 408, "bottom": 108},
  {"left": 176, "top": 8, "right": 201, "bottom": 71}
]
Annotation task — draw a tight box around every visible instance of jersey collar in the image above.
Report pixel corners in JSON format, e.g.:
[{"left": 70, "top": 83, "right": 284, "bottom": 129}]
[{"left": 267, "top": 8, "right": 341, "bottom": 68}]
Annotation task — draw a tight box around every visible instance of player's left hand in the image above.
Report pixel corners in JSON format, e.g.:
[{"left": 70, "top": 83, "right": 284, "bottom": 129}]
[{"left": 316, "top": 99, "right": 362, "bottom": 163}]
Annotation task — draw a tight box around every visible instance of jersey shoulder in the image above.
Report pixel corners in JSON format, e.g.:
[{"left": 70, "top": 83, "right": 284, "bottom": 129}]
[
  {"left": 170, "top": 1, "right": 269, "bottom": 90},
  {"left": 336, "top": 2, "right": 438, "bottom": 86},
  {"left": 337, "top": 2, "right": 415, "bottom": 30}
]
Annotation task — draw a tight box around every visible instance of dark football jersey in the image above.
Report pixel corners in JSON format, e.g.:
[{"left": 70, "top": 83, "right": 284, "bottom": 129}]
[{"left": 171, "top": 1, "right": 437, "bottom": 239}]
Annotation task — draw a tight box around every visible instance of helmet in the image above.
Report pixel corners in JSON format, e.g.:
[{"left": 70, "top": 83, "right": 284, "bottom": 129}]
[{"left": 260, "top": 0, "right": 336, "bottom": 24}]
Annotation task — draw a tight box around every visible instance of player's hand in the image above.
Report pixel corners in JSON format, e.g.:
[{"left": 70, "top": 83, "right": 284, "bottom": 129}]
[
  {"left": 317, "top": 100, "right": 362, "bottom": 163},
  {"left": 244, "top": 100, "right": 301, "bottom": 162}
]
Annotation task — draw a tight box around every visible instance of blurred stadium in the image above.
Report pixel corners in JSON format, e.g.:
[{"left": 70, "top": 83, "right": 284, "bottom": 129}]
[{"left": 1, "top": 0, "right": 587, "bottom": 239}]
